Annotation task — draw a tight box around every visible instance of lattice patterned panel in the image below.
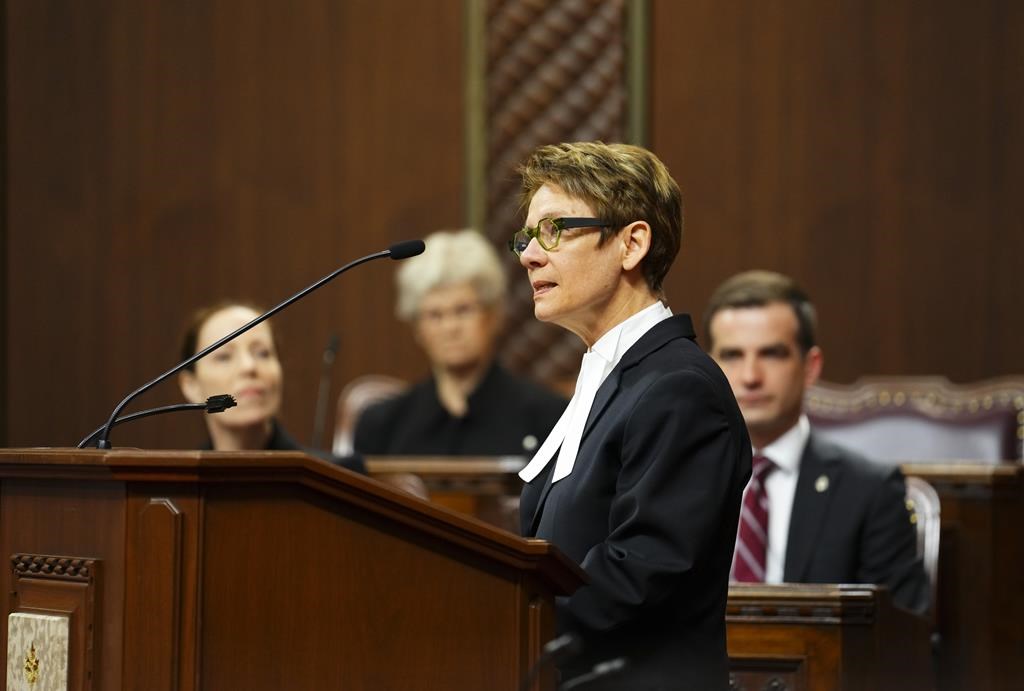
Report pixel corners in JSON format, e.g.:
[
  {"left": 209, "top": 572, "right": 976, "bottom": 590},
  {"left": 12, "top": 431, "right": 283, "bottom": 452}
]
[{"left": 483, "top": 0, "right": 630, "bottom": 387}]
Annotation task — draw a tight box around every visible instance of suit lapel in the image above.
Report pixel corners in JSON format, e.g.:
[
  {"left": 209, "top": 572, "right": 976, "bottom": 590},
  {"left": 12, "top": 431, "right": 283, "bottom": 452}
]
[
  {"left": 522, "top": 461, "right": 554, "bottom": 535},
  {"left": 581, "top": 369, "right": 621, "bottom": 440},
  {"left": 523, "top": 314, "right": 697, "bottom": 535},
  {"left": 527, "top": 370, "right": 624, "bottom": 535},
  {"left": 784, "top": 435, "right": 842, "bottom": 581},
  {"left": 580, "top": 314, "right": 695, "bottom": 441}
]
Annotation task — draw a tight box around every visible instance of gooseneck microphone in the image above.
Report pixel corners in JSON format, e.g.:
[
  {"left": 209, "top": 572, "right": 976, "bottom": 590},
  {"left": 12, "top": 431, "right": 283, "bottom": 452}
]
[
  {"left": 77, "top": 395, "right": 237, "bottom": 449},
  {"left": 559, "top": 657, "right": 628, "bottom": 690},
  {"left": 518, "top": 634, "right": 583, "bottom": 691},
  {"left": 310, "top": 333, "right": 340, "bottom": 450},
  {"left": 85, "top": 240, "right": 426, "bottom": 449}
]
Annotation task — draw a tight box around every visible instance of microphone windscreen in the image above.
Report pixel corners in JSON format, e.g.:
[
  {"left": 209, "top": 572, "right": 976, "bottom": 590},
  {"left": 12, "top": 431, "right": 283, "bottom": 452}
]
[
  {"left": 388, "top": 239, "right": 426, "bottom": 260},
  {"left": 205, "top": 394, "right": 237, "bottom": 413}
]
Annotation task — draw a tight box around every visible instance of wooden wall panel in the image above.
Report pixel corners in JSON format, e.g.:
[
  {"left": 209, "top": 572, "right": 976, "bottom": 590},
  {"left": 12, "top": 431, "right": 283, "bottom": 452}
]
[
  {"left": 650, "top": 0, "right": 1024, "bottom": 383},
  {"left": 0, "top": 1, "right": 7, "bottom": 445},
  {"left": 3, "top": 0, "right": 1021, "bottom": 448},
  {"left": 4, "top": 1, "right": 465, "bottom": 448}
]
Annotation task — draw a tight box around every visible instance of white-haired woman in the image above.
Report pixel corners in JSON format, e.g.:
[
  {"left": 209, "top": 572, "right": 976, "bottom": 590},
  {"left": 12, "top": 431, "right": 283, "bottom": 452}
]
[{"left": 353, "top": 229, "right": 566, "bottom": 457}]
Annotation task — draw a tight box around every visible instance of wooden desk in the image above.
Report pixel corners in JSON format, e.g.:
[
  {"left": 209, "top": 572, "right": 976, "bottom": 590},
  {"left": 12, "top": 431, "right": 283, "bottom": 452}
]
[
  {"left": 727, "top": 583, "right": 933, "bottom": 691},
  {"left": 368, "top": 457, "right": 1024, "bottom": 691},
  {"left": 900, "top": 462, "right": 1024, "bottom": 691},
  {"left": 367, "top": 456, "right": 526, "bottom": 533}
]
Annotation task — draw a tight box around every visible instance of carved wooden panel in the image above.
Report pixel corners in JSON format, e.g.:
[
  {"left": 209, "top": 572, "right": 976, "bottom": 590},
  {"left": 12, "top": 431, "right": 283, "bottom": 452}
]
[
  {"left": 482, "top": 0, "right": 631, "bottom": 386},
  {"left": 9, "top": 554, "right": 100, "bottom": 691}
]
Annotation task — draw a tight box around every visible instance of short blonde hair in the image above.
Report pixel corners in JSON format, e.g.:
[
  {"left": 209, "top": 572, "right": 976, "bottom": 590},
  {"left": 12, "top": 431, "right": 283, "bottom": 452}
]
[
  {"left": 395, "top": 229, "right": 507, "bottom": 321},
  {"left": 518, "top": 141, "right": 683, "bottom": 292}
]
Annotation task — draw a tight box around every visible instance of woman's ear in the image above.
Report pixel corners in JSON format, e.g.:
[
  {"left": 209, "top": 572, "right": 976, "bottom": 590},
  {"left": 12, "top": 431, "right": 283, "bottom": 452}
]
[
  {"left": 179, "top": 370, "right": 205, "bottom": 404},
  {"left": 621, "top": 221, "right": 652, "bottom": 272}
]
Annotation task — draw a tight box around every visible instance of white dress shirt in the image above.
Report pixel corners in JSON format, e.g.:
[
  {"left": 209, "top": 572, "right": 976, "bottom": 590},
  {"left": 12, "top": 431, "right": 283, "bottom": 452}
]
[
  {"left": 752, "top": 415, "right": 811, "bottom": 583},
  {"left": 519, "top": 301, "right": 674, "bottom": 483}
]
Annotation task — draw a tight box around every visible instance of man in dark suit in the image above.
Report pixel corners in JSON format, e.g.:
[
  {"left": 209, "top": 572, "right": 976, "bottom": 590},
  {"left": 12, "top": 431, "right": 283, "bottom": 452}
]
[
  {"left": 511, "top": 142, "right": 752, "bottom": 690},
  {"left": 704, "top": 270, "right": 929, "bottom": 614}
]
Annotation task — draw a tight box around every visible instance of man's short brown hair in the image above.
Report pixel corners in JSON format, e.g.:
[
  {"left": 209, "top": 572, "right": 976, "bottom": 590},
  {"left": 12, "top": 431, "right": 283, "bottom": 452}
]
[
  {"left": 704, "top": 270, "right": 818, "bottom": 353},
  {"left": 518, "top": 141, "right": 683, "bottom": 293}
]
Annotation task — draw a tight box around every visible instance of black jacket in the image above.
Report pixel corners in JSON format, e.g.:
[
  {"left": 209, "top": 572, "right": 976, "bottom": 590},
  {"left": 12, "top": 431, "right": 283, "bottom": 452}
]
[
  {"left": 784, "top": 433, "right": 929, "bottom": 614},
  {"left": 354, "top": 363, "right": 566, "bottom": 457},
  {"left": 521, "top": 315, "right": 752, "bottom": 690}
]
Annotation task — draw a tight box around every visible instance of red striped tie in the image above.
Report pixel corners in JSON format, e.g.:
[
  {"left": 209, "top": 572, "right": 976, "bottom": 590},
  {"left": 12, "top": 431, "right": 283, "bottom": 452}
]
[{"left": 732, "top": 454, "right": 776, "bottom": 582}]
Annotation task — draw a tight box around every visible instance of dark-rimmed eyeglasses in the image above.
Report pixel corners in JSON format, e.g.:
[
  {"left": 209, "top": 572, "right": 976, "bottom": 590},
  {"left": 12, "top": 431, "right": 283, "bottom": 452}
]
[{"left": 508, "top": 217, "right": 612, "bottom": 257}]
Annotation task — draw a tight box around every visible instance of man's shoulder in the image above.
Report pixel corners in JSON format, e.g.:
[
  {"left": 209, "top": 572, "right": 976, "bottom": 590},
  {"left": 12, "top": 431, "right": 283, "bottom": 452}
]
[
  {"left": 630, "top": 323, "right": 730, "bottom": 391},
  {"left": 619, "top": 327, "right": 747, "bottom": 437},
  {"left": 623, "top": 314, "right": 708, "bottom": 368},
  {"left": 805, "top": 432, "right": 902, "bottom": 485}
]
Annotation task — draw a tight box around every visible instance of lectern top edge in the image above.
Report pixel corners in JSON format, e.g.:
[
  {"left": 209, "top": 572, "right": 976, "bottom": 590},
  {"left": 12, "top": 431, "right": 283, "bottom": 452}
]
[{"left": 0, "top": 447, "right": 586, "bottom": 595}]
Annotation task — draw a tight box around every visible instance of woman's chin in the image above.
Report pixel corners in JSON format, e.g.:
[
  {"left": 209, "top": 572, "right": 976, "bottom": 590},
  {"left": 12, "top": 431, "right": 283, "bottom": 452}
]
[
  {"left": 436, "top": 353, "right": 486, "bottom": 372},
  {"left": 217, "top": 408, "right": 275, "bottom": 430}
]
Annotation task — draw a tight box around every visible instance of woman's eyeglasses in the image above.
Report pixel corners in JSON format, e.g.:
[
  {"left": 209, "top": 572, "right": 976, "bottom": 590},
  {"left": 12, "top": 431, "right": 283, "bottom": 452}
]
[{"left": 508, "top": 217, "right": 611, "bottom": 256}]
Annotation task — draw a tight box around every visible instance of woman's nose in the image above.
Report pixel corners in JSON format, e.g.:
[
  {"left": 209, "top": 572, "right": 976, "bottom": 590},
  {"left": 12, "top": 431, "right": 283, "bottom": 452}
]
[
  {"left": 237, "top": 351, "right": 258, "bottom": 372},
  {"left": 519, "top": 237, "right": 546, "bottom": 268}
]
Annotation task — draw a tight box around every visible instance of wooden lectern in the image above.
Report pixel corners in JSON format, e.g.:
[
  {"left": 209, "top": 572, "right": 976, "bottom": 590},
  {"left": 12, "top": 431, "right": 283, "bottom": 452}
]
[{"left": 0, "top": 448, "right": 584, "bottom": 691}]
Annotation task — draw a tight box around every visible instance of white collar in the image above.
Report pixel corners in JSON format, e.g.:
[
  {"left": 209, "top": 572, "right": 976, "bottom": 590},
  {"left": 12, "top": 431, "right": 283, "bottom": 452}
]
[
  {"left": 589, "top": 300, "right": 673, "bottom": 371},
  {"left": 757, "top": 415, "right": 810, "bottom": 474},
  {"left": 519, "top": 301, "right": 673, "bottom": 484}
]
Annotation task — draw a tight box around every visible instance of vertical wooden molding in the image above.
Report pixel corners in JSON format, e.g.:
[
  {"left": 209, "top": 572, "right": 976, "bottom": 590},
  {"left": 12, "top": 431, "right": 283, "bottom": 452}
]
[
  {"left": 0, "top": 0, "right": 8, "bottom": 446},
  {"left": 526, "top": 594, "right": 553, "bottom": 691},
  {"left": 625, "top": 0, "right": 649, "bottom": 146},
  {"left": 465, "top": 0, "right": 488, "bottom": 231},
  {"left": 124, "top": 497, "right": 182, "bottom": 691}
]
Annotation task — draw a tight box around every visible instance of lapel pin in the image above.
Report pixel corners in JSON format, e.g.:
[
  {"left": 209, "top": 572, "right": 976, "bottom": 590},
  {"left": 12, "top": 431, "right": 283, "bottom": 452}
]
[{"left": 815, "top": 475, "right": 830, "bottom": 493}]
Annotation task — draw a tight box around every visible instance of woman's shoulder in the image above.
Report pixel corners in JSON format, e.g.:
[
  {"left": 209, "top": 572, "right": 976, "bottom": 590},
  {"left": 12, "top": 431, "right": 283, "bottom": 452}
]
[
  {"left": 487, "top": 364, "right": 568, "bottom": 411},
  {"left": 353, "top": 376, "right": 436, "bottom": 445}
]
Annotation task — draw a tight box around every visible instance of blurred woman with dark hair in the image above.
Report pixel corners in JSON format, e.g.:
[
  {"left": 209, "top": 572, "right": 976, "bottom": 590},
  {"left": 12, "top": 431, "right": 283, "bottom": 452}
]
[{"left": 179, "top": 300, "right": 364, "bottom": 472}]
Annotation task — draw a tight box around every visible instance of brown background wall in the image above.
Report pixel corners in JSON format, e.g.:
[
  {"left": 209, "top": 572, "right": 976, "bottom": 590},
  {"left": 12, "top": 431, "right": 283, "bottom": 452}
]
[
  {"left": 3, "top": 0, "right": 1021, "bottom": 449},
  {"left": 651, "top": 0, "right": 1023, "bottom": 382}
]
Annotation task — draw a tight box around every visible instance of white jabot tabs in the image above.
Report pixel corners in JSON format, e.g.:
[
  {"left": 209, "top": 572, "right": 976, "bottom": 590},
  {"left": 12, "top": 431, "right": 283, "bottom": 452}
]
[
  {"left": 550, "top": 350, "right": 608, "bottom": 482},
  {"left": 519, "top": 301, "right": 673, "bottom": 484}
]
